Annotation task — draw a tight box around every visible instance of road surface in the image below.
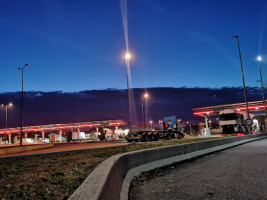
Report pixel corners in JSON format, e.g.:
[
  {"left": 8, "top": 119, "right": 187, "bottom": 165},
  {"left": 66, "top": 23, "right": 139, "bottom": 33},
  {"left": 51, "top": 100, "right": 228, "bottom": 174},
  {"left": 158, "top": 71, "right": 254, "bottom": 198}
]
[
  {"left": 129, "top": 138, "right": 267, "bottom": 200},
  {"left": 0, "top": 140, "right": 128, "bottom": 158}
]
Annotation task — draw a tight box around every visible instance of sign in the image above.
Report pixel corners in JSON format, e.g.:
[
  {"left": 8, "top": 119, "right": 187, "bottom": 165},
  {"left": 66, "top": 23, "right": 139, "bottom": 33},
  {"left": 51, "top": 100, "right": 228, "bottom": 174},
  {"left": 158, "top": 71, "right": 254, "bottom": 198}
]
[{"left": 245, "top": 119, "right": 253, "bottom": 126}]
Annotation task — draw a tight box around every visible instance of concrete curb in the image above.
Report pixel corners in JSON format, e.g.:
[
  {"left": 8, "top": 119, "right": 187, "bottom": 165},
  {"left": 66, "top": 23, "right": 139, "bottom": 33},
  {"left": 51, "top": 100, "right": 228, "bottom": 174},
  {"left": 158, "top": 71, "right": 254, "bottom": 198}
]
[{"left": 69, "top": 134, "right": 267, "bottom": 200}]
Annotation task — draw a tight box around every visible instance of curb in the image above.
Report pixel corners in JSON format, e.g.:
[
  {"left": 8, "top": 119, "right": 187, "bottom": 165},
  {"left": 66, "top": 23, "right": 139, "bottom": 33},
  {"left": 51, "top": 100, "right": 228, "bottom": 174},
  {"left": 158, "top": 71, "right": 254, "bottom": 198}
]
[{"left": 69, "top": 134, "right": 267, "bottom": 200}]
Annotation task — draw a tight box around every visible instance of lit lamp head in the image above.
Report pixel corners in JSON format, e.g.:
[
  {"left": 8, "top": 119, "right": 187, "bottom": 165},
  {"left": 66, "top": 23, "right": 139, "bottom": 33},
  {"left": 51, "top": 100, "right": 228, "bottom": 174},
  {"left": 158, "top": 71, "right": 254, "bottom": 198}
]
[
  {"left": 8, "top": 102, "right": 12, "bottom": 106},
  {"left": 257, "top": 56, "right": 262, "bottom": 62},
  {"left": 144, "top": 93, "right": 149, "bottom": 98},
  {"left": 125, "top": 52, "right": 131, "bottom": 60}
]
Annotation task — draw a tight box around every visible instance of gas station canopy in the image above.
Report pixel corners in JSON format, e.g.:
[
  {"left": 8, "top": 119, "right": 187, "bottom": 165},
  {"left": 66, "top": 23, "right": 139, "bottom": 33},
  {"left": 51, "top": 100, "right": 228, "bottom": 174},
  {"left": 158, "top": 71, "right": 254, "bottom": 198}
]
[
  {"left": 0, "top": 120, "right": 125, "bottom": 134},
  {"left": 193, "top": 100, "right": 267, "bottom": 116}
]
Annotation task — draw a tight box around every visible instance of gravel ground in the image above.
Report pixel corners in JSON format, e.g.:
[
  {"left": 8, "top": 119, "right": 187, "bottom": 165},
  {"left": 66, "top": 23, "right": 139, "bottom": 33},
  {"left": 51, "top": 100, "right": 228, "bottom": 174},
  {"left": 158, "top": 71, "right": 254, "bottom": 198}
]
[{"left": 129, "top": 138, "right": 267, "bottom": 200}]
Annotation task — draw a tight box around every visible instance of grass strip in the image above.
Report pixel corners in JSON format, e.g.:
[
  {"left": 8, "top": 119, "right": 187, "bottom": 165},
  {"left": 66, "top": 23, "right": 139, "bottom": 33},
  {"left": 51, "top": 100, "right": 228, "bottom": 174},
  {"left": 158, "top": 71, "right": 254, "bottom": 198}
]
[{"left": 0, "top": 137, "right": 219, "bottom": 200}]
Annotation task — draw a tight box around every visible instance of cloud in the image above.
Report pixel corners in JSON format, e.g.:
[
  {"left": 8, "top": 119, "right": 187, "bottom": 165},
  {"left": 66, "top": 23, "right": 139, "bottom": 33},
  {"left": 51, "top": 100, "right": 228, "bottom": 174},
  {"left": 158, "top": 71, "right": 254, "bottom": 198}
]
[
  {"left": 0, "top": 87, "right": 264, "bottom": 128},
  {"left": 256, "top": 80, "right": 267, "bottom": 86}
]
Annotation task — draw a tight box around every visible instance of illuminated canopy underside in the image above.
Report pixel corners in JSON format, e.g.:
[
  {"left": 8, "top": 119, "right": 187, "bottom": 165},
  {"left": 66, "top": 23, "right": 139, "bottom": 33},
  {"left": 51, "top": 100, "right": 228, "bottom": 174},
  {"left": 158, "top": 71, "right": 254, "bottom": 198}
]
[
  {"left": 193, "top": 100, "right": 267, "bottom": 116},
  {"left": 0, "top": 120, "right": 125, "bottom": 134}
]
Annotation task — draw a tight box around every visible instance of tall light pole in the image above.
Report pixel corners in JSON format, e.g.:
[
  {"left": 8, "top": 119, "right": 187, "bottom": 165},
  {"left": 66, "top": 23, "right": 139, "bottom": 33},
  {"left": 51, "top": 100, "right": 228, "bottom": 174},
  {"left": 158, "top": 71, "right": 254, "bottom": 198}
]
[
  {"left": 257, "top": 56, "right": 267, "bottom": 131},
  {"left": 1, "top": 103, "right": 13, "bottom": 129},
  {"left": 149, "top": 120, "right": 153, "bottom": 129},
  {"left": 232, "top": 36, "right": 251, "bottom": 134},
  {"left": 186, "top": 121, "right": 192, "bottom": 134},
  {"left": 124, "top": 53, "right": 132, "bottom": 135},
  {"left": 158, "top": 120, "right": 163, "bottom": 130},
  {"left": 141, "top": 96, "right": 146, "bottom": 128},
  {"left": 18, "top": 64, "right": 28, "bottom": 146},
  {"left": 143, "top": 92, "right": 149, "bottom": 129},
  {"left": 141, "top": 97, "right": 145, "bottom": 128}
]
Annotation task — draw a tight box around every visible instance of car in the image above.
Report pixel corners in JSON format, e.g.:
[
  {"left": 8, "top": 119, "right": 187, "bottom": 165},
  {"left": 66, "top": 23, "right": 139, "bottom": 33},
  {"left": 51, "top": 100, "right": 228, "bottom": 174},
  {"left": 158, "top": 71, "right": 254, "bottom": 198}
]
[{"left": 42, "top": 138, "right": 50, "bottom": 143}]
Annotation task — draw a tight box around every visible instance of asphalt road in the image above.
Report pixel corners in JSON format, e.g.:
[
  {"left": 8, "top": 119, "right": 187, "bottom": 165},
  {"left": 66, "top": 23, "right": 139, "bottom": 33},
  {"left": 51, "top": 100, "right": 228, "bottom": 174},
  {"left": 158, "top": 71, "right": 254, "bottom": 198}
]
[
  {"left": 129, "top": 138, "right": 267, "bottom": 200},
  {"left": 0, "top": 140, "right": 128, "bottom": 158}
]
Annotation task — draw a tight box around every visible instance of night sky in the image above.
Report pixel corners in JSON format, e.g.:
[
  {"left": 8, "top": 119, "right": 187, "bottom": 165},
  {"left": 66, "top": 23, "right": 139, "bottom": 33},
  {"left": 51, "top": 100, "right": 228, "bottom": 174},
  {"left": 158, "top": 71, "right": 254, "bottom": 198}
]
[{"left": 1, "top": 0, "right": 267, "bottom": 93}]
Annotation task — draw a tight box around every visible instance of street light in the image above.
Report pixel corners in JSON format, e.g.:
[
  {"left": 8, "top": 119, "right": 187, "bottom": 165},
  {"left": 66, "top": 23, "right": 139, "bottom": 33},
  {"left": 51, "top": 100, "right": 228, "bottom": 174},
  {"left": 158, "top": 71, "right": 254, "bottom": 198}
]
[
  {"left": 158, "top": 120, "right": 163, "bottom": 131},
  {"left": 149, "top": 120, "right": 153, "bottom": 129},
  {"left": 144, "top": 93, "right": 148, "bottom": 98},
  {"left": 125, "top": 52, "right": 131, "bottom": 60},
  {"left": 158, "top": 120, "right": 162, "bottom": 128},
  {"left": 142, "top": 92, "right": 149, "bottom": 129},
  {"left": 232, "top": 36, "right": 251, "bottom": 134},
  {"left": 141, "top": 97, "right": 145, "bottom": 128},
  {"left": 1, "top": 103, "right": 13, "bottom": 129},
  {"left": 257, "top": 56, "right": 262, "bottom": 62},
  {"left": 257, "top": 55, "right": 267, "bottom": 131},
  {"left": 18, "top": 64, "right": 28, "bottom": 146},
  {"left": 124, "top": 53, "right": 132, "bottom": 135},
  {"left": 186, "top": 121, "right": 192, "bottom": 134}
]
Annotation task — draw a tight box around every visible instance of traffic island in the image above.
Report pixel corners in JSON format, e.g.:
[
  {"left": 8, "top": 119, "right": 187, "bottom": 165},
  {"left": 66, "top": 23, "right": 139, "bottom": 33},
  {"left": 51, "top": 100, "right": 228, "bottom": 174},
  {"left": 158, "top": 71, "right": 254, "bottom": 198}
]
[{"left": 69, "top": 133, "right": 267, "bottom": 200}]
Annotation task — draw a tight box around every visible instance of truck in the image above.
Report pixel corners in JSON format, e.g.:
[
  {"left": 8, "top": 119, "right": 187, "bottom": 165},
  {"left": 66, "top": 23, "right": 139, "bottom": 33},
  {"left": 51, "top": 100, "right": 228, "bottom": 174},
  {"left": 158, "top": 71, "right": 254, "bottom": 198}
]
[
  {"left": 252, "top": 119, "right": 260, "bottom": 134},
  {"left": 49, "top": 133, "right": 65, "bottom": 142},
  {"left": 219, "top": 109, "right": 248, "bottom": 134},
  {"left": 125, "top": 116, "right": 184, "bottom": 142},
  {"left": 125, "top": 131, "right": 160, "bottom": 142},
  {"left": 162, "top": 116, "right": 184, "bottom": 139}
]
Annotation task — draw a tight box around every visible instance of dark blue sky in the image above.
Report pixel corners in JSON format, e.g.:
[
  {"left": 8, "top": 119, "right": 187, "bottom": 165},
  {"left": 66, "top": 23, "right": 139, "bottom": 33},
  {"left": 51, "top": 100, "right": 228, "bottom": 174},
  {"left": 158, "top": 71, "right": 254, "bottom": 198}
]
[{"left": 1, "top": 0, "right": 267, "bottom": 92}]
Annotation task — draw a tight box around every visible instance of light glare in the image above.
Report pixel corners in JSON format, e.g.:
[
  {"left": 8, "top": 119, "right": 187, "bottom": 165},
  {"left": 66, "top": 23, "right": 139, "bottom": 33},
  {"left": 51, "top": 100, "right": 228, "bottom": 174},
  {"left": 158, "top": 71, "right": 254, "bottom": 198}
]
[
  {"left": 125, "top": 52, "right": 131, "bottom": 60},
  {"left": 257, "top": 56, "right": 262, "bottom": 62},
  {"left": 144, "top": 93, "right": 149, "bottom": 98}
]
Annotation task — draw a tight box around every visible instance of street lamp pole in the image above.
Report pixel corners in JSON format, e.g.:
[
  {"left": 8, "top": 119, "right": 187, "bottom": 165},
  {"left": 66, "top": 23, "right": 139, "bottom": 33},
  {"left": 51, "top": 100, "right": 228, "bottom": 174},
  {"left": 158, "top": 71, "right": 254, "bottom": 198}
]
[
  {"left": 5, "top": 105, "right": 7, "bottom": 129},
  {"left": 159, "top": 120, "right": 163, "bottom": 131},
  {"left": 125, "top": 53, "right": 132, "bottom": 135},
  {"left": 232, "top": 36, "right": 251, "bottom": 134},
  {"left": 143, "top": 92, "right": 149, "bottom": 129},
  {"left": 1, "top": 104, "right": 3, "bottom": 128},
  {"left": 5, "top": 103, "right": 12, "bottom": 129},
  {"left": 158, "top": 120, "right": 161, "bottom": 129},
  {"left": 150, "top": 120, "right": 153, "bottom": 129},
  {"left": 257, "top": 56, "right": 267, "bottom": 131},
  {"left": 141, "top": 98, "right": 145, "bottom": 128},
  {"left": 186, "top": 121, "right": 192, "bottom": 134},
  {"left": 1, "top": 103, "right": 12, "bottom": 130},
  {"left": 18, "top": 64, "right": 28, "bottom": 146}
]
